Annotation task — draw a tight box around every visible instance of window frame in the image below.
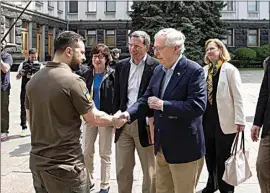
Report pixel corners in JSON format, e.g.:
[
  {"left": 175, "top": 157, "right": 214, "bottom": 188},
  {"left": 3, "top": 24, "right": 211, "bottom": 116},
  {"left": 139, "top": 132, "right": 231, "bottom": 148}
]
[
  {"left": 104, "top": 29, "right": 116, "bottom": 47},
  {"left": 105, "top": 1, "right": 116, "bottom": 12},
  {"left": 86, "top": 30, "right": 97, "bottom": 46},
  {"left": 247, "top": 29, "right": 260, "bottom": 47},
  {"left": 87, "top": 0, "right": 97, "bottom": 12},
  {"left": 69, "top": 1, "right": 78, "bottom": 13},
  {"left": 247, "top": 1, "right": 258, "bottom": 12},
  {"left": 21, "top": 22, "right": 29, "bottom": 55}
]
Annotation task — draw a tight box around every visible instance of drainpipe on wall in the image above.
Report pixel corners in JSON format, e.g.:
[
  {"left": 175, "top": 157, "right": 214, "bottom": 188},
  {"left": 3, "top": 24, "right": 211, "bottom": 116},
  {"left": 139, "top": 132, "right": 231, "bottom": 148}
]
[{"left": 65, "top": 1, "right": 69, "bottom": 30}]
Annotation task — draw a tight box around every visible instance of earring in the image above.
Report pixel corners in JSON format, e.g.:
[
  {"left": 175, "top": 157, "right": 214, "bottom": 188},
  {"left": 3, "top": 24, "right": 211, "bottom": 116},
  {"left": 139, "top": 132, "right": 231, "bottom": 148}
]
[{"left": 219, "top": 53, "right": 224, "bottom": 60}]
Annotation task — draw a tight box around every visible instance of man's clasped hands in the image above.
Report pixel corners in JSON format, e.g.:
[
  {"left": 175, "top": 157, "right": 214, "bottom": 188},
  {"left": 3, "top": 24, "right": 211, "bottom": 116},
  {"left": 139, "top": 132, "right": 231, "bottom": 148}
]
[{"left": 110, "top": 96, "right": 163, "bottom": 128}]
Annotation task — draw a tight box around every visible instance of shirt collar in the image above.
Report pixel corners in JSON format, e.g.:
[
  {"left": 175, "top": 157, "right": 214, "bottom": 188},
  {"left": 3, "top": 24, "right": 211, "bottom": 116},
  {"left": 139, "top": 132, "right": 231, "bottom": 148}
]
[
  {"left": 162, "top": 54, "right": 182, "bottom": 72},
  {"left": 46, "top": 62, "right": 72, "bottom": 72},
  {"left": 130, "top": 54, "right": 148, "bottom": 66}
]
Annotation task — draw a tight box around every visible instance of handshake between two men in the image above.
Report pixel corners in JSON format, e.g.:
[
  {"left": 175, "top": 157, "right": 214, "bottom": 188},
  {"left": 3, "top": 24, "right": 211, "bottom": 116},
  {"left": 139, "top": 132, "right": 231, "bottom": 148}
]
[
  {"left": 108, "top": 96, "right": 164, "bottom": 128},
  {"left": 86, "top": 96, "right": 163, "bottom": 130}
]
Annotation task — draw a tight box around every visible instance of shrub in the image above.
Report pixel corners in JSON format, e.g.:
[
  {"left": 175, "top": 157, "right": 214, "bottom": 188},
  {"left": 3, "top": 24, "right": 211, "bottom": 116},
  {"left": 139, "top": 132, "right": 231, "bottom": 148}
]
[
  {"left": 234, "top": 48, "right": 257, "bottom": 60},
  {"left": 256, "top": 44, "right": 270, "bottom": 60},
  {"left": 230, "top": 60, "right": 263, "bottom": 68}
]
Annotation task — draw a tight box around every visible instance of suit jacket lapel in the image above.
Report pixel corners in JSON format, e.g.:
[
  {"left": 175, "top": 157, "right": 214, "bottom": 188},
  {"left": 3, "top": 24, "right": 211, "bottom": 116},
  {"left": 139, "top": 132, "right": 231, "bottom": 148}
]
[
  {"left": 163, "top": 56, "right": 187, "bottom": 98},
  {"left": 157, "top": 69, "right": 166, "bottom": 98},
  {"left": 122, "top": 61, "right": 131, "bottom": 102},
  {"left": 138, "top": 55, "right": 153, "bottom": 98}
]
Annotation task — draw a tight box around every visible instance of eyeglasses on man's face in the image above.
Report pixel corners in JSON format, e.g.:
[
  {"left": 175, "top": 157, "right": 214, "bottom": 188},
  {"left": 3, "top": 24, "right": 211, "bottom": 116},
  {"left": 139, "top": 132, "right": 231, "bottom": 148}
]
[{"left": 152, "top": 46, "right": 169, "bottom": 52}]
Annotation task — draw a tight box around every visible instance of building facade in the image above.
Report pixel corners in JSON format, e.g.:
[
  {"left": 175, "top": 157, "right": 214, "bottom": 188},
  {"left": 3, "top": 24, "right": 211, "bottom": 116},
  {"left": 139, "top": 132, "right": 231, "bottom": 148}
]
[
  {"left": 1, "top": 1, "right": 67, "bottom": 68},
  {"left": 67, "top": 0, "right": 133, "bottom": 60},
  {"left": 1, "top": 1, "right": 269, "bottom": 67},
  {"left": 221, "top": 1, "right": 270, "bottom": 52},
  {"left": 68, "top": 0, "right": 269, "bottom": 58}
]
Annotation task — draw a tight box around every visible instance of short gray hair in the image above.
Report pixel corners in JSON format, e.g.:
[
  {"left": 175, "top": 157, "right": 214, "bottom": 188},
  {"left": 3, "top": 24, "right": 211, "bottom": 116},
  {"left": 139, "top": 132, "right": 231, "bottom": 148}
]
[
  {"left": 154, "top": 28, "right": 186, "bottom": 54},
  {"left": 130, "top": 31, "right": 151, "bottom": 46}
]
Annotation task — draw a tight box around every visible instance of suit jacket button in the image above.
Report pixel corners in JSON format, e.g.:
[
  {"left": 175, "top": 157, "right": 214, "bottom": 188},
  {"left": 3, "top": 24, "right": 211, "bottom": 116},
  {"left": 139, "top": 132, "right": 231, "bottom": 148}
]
[{"left": 159, "top": 114, "right": 162, "bottom": 118}]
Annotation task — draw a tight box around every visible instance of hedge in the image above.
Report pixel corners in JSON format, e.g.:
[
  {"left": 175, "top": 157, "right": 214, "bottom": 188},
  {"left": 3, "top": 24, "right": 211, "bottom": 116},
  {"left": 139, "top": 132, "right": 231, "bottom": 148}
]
[
  {"left": 233, "top": 48, "right": 257, "bottom": 61},
  {"left": 230, "top": 60, "right": 263, "bottom": 68},
  {"left": 256, "top": 44, "right": 270, "bottom": 60}
]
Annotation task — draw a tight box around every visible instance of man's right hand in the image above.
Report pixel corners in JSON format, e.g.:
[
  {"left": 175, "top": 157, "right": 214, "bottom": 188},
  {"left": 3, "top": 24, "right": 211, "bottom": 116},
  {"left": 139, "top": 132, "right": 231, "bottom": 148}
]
[
  {"left": 114, "top": 111, "right": 130, "bottom": 120},
  {"left": 113, "top": 110, "right": 129, "bottom": 128},
  {"left": 251, "top": 125, "right": 261, "bottom": 142}
]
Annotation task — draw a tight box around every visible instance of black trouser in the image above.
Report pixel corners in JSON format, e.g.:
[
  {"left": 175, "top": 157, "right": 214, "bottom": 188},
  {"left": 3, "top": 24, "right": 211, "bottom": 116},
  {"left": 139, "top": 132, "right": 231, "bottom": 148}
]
[
  {"left": 1, "top": 89, "right": 10, "bottom": 133},
  {"left": 203, "top": 114, "right": 236, "bottom": 193},
  {"left": 31, "top": 167, "right": 90, "bottom": 193},
  {"left": 20, "top": 88, "right": 27, "bottom": 129}
]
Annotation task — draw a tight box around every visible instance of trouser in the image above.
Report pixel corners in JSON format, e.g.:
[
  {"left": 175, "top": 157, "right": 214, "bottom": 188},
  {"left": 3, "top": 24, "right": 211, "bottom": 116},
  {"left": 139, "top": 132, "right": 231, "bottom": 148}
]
[
  {"left": 256, "top": 135, "right": 270, "bottom": 193},
  {"left": 31, "top": 167, "right": 90, "bottom": 193},
  {"left": 156, "top": 148, "right": 204, "bottom": 193},
  {"left": 1, "top": 89, "right": 10, "bottom": 133},
  {"left": 204, "top": 125, "right": 236, "bottom": 193},
  {"left": 116, "top": 120, "right": 156, "bottom": 193},
  {"left": 83, "top": 124, "right": 113, "bottom": 189},
  {"left": 20, "top": 88, "right": 27, "bottom": 129}
]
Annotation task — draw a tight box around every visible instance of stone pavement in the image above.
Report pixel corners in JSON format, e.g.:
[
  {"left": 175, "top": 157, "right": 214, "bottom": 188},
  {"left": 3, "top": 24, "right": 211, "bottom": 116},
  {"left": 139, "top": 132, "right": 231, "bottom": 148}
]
[{"left": 1, "top": 70, "right": 264, "bottom": 193}]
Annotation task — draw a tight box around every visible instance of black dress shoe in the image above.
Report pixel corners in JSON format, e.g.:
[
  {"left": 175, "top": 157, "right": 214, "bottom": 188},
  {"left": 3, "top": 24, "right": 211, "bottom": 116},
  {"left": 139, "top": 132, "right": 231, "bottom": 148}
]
[{"left": 202, "top": 187, "right": 217, "bottom": 193}]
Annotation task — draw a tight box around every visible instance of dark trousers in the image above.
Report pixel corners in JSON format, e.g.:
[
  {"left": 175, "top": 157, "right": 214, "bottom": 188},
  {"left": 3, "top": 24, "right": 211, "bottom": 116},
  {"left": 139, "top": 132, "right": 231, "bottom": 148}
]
[
  {"left": 31, "top": 167, "right": 90, "bottom": 193},
  {"left": 20, "top": 88, "right": 27, "bottom": 129},
  {"left": 203, "top": 119, "right": 236, "bottom": 193},
  {"left": 256, "top": 135, "right": 270, "bottom": 193},
  {"left": 1, "top": 89, "right": 10, "bottom": 133}
]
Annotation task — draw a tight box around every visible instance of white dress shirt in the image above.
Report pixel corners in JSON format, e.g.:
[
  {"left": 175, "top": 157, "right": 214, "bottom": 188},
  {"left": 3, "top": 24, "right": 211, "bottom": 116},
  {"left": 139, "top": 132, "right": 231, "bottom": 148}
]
[
  {"left": 126, "top": 54, "right": 147, "bottom": 108},
  {"left": 160, "top": 54, "right": 182, "bottom": 111}
]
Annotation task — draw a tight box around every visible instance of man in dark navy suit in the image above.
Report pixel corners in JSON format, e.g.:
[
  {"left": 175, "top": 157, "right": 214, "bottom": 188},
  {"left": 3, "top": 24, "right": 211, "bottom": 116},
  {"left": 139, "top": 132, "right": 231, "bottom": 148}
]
[{"left": 121, "top": 28, "right": 207, "bottom": 193}]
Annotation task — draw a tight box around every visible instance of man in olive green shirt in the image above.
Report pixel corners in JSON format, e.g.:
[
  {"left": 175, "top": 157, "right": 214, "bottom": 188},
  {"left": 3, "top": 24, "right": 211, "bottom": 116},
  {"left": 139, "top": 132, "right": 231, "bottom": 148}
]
[{"left": 25, "top": 31, "right": 126, "bottom": 193}]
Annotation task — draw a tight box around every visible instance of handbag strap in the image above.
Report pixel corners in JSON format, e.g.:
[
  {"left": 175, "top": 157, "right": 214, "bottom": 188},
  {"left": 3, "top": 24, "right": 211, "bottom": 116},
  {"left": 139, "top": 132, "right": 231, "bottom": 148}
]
[
  {"left": 231, "top": 131, "right": 246, "bottom": 156},
  {"left": 231, "top": 132, "right": 240, "bottom": 156},
  {"left": 240, "top": 131, "right": 245, "bottom": 153}
]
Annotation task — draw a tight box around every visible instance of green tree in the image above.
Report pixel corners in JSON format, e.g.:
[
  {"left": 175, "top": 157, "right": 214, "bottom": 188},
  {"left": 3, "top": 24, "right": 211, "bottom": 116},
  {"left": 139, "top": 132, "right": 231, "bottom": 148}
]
[{"left": 129, "top": 1, "right": 228, "bottom": 62}]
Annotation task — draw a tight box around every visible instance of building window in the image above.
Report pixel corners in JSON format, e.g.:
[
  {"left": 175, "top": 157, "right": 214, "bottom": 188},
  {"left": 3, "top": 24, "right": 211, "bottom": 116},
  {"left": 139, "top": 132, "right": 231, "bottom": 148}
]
[
  {"left": 225, "top": 1, "right": 234, "bottom": 11},
  {"left": 128, "top": 1, "right": 133, "bottom": 12},
  {"left": 21, "top": 21, "right": 29, "bottom": 56},
  {"left": 106, "top": 1, "right": 116, "bottom": 12},
  {"left": 36, "top": 25, "right": 43, "bottom": 60},
  {"left": 48, "top": 1, "right": 54, "bottom": 8},
  {"left": 88, "top": 1, "right": 97, "bottom": 12},
  {"left": 57, "top": 1, "right": 62, "bottom": 11},
  {"left": 87, "top": 30, "right": 97, "bottom": 46},
  {"left": 248, "top": 1, "right": 258, "bottom": 12},
  {"left": 4, "top": 17, "right": 14, "bottom": 43},
  {"left": 48, "top": 32, "right": 53, "bottom": 56},
  {"left": 105, "top": 30, "right": 116, "bottom": 47},
  {"left": 248, "top": 29, "right": 259, "bottom": 47},
  {"left": 223, "top": 29, "right": 234, "bottom": 47},
  {"left": 69, "top": 1, "right": 78, "bottom": 13}
]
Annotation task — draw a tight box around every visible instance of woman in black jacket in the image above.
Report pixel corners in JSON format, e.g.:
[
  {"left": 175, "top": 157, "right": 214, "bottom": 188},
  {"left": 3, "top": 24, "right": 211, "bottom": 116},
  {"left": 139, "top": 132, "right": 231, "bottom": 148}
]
[{"left": 77, "top": 44, "right": 115, "bottom": 193}]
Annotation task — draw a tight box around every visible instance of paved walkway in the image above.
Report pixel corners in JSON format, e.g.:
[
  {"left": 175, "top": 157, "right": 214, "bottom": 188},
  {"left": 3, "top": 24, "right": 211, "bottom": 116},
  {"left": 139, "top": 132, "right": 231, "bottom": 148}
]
[{"left": 1, "top": 70, "right": 264, "bottom": 193}]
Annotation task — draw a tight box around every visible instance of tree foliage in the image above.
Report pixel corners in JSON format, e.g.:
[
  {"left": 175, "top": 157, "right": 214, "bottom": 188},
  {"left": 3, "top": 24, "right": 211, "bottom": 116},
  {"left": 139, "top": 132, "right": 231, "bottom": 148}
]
[{"left": 129, "top": 1, "right": 228, "bottom": 62}]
